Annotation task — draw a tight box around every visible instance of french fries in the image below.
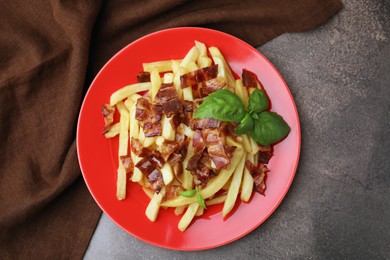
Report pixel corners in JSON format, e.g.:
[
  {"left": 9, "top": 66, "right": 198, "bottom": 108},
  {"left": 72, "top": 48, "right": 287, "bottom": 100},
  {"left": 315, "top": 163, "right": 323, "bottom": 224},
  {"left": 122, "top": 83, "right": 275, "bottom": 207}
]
[
  {"left": 240, "top": 154, "right": 255, "bottom": 202},
  {"left": 102, "top": 41, "right": 271, "bottom": 232},
  {"left": 178, "top": 202, "right": 199, "bottom": 232},
  {"left": 110, "top": 82, "right": 150, "bottom": 106},
  {"left": 222, "top": 155, "right": 246, "bottom": 217},
  {"left": 143, "top": 59, "right": 182, "bottom": 73},
  {"left": 145, "top": 187, "right": 165, "bottom": 222}
]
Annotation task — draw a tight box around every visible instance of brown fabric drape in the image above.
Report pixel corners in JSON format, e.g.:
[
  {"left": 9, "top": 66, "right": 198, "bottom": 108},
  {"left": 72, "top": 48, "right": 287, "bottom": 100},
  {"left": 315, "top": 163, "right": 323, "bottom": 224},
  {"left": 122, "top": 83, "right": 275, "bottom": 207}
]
[{"left": 0, "top": 0, "right": 342, "bottom": 258}]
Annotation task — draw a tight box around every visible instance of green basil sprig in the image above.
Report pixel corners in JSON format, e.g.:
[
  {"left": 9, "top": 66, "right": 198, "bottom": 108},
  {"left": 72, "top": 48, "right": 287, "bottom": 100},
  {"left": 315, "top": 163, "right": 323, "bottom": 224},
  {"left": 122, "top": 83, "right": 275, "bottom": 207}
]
[
  {"left": 248, "top": 89, "right": 269, "bottom": 113},
  {"left": 234, "top": 113, "right": 253, "bottom": 134},
  {"left": 251, "top": 111, "right": 290, "bottom": 146},
  {"left": 179, "top": 188, "right": 206, "bottom": 208},
  {"left": 193, "top": 88, "right": 290, "bottom": 146},
  {"left": 193, "top": 89, "right": 246, "bottom": 122}
]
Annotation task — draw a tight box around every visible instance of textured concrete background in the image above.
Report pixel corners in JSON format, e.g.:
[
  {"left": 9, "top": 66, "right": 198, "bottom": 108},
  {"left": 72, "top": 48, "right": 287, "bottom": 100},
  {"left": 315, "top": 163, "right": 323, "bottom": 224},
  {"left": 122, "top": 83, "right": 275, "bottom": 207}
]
[{"left": 85, "top": 1, "right": 390, "bottom": 259}]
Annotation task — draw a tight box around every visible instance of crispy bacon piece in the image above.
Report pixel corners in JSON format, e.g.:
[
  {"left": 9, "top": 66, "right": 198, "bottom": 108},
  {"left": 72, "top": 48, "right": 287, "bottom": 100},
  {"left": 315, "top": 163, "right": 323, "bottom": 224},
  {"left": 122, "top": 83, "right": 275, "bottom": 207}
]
[
  {"left": 142, "top": 122, "right": 162, "bottom": 137},
  {"left": 201, "top": 129, "right": 230, "bottom": 170},
  {"left": 177, "top": 143, "right": 188, "bottom": 162},
  {"left": 208, "top": 143, "right": 230, "bottom": 170},
  {"left": 147, "top": 168, "right": 164, "bottom": 193},
  {"left": 100, "top": 104, "right": 115, "bottom": 134},
  {"left": 258, "top": 145, "right": 273, "bottom": 164},
  {"left": 245, "top": 160, "right": 269, "bottom": 195},
  {"left": 150, "top": 153, "right": 165, "bottom": 168},
  {"left": 120, "top": 155, "right": 133, "bottom": 174},
  {"left": 242, "top": 69, "right": 259, "bottom": 88},
  {"left": 186, "top": 150, "right": 215, "bottom": 185},
  {"left": 135, "top": 157, "right": 155, "bottom": 176},
  {"left": 156, "top": 83, "right": 183, "bottom": 118},
  {"left": 186, "top": 152, "right": 203, "bottom": 172},
  {"left": 168, "top": 153, "right": 182, "bottom": 165},
  {"left": 193, "top": 130, "right": 206, "bottom": 152},
  {"left": 190, "top": 118, "right": 221, "bottom": 130},
  {"left": 135, "top": 97, "right": 163, "bottom": 137},
  {"left": 224, "top": 145, "right": 237, "bottom": 160},
  {"left": 220, "top": 121, "right": 237, "bottom": 136},
  {"left": 163, "top": 99, "right": 183, "bottom": 118},
  {"left": 135, "top": 155, "right": 164, "bottom": 193},
  {"left": 171, "top": 162, "right": 183, "bottom": 183},
  {"left": 135, "top": 97, "right": 163, "bottom": 123},
  {"left": 182, "top": 100, "right": 194, "bottom": 113},
  {"left": 169, "top": 114, "right": 181, "bottom": 130},
  {"left": 200, "top": 77, "right": 226, "bottom": 96},
  {"left": 201, "top": 128, "right": 220, "bottom": 144},
  {"left": 134, "top": 151, "right": 164, "bottom": 171},
  {"left": 163, "top": 185, "right": 184, "bottom": 202},
  {"left": 181, "top": 100, "right": 194, "bottom": 125},
  {"left": 167, "top": 153, "right": 183, "bottom": 183},
  {"left": 156, "top": 83, "right": 177, "bottom": 102},
  {"left": 137, "top": 71, "right": 151, "bottom": 82},
  {"left": 130, "top": 137, "right": 150, "bottom": 157},
  {"left": 180, "top": 64, "right": 219, "bottom": 88},
  {"left": 135, "top": 97, "right": 150, "bottom": 121},
  {"left": 160, "top": 140, "right": 178, "bottom": 161},
  {"left": 174, "top": 132, "right": 186, "bottom": 148}
]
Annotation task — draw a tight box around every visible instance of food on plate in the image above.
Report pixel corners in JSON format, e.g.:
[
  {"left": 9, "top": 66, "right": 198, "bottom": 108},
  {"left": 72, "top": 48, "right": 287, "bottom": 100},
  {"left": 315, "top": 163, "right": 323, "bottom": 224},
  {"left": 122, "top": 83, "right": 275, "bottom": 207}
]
[{"left": 100, "top": 41, "right": 290, "bottom": 231}]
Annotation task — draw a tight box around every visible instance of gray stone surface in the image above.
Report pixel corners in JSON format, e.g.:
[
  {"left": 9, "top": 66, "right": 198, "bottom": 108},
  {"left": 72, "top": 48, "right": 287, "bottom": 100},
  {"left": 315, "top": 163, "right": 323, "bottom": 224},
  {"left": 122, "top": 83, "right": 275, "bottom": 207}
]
[{"left": 84, "top": 1, "right": 390, "bottom": 259}]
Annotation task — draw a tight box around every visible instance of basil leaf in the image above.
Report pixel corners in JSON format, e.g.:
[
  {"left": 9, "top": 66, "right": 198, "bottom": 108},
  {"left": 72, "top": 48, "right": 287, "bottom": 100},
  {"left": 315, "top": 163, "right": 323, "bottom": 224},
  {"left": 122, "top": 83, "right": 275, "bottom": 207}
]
[
  {"left": 196, "top": 193, "right": 206, "bottom": 209},
  {"left": 251, "top": 111, "right": 290, "bottom": 146},
  {"left": 251, "top": 113, "right": 259, "bottom": 120},
  {"left": 193, "top": 89, "right": 246, "bottom": 122},
  {"left": 248, "top": 89, "right": 269, "bottom": 113},
  {"left": 179, "top": 189, "right": 197, "bottom": 198},
  {"left": 234, "top": 113, "right": 254, "bottom": 134}
]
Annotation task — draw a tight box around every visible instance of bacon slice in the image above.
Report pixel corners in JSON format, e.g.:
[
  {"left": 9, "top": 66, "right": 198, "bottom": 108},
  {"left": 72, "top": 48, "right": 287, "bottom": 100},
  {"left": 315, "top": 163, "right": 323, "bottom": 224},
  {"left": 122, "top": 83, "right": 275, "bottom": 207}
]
[
  {"left": 135, "top": 157, "right": 155, "bottom": 176},
  {"left": 142, "top": 122, "right": 162, "bottom": 137},
  {"left": 186, "top": 150, "right": 215, "bottom": 185},
  {"left": 130, "top": 137, "right": 150, "bottom": 157},
  {"left": 137, "top": 71, "right": 151, "bottom": 83},
  {"left": 150, "top": 153, "right": 165, "bottom": 168},
  {"left": 258, "top": 145, "right": 273, "bottom": 164},
  {"left": 147, "top": 168, "right": 164, "bottom": 193},
  {"left": 208, "top": 144, "right": 230, "bottom": 170},
  {"left": 162, "top": 99, "right": 183, "bottom": 118},
  {"left": 135, "top": 97, "right": 163, "bottom": 137},
  {"left": 192, "top": 130, "right": 206, "bottom": 152},
  {"left": 167, "top": 153, "right": 182, "bottom": 165},
  {"left": 245, "top": 160, "right": 269, "bottom": 194},
  {"left": 135, "top": 155, "right": 164, "bottom": 193},
  {"left": 201, "top": 129, "right": 230, "bottom": 170},
  {"left": 181, "top": 100, "right": 194, "bottom": 125},
  {"left": 200, "top": 77, "right": 226, "bottom": 96},
  {"left": 224, "top": 145, "right": 237, "bottom": 160},
  {"left": 190, "top": 118, "right": 221, "bottom": 130},
  {"left": 163, "top": 185, "right": 184, "bottom": 202},
  {"left": 177, "top": 141, "right": 188, "bottom": 161},
  {"left": 156, "top": 83, "right": 177, "bottom": 102},
  {"left": 180, "top": 64, "right": 218, "bottom": 88},
  {"left": 135, "top": 97, "right": 163, "bottom": 123},
  {"left": 120, "top": 155, "right": 133, "bottom": 175},
  {"left": 101, "top": 104, "right": 115, "bottom": 134},
  {"left": 156, "top": 83, "right": 183, "bottom": 118},
  {"left": 242, "top": 69, "right": 259, "bottom": 88},
  {"left": 159, "top": 140, "right": 178, "bottom": 161},
  {"left": 135, "top": 97, "right": 150, "bottom": 121},
  {"left": 186, "top": 152, "right": 203, "bottom": 172}
]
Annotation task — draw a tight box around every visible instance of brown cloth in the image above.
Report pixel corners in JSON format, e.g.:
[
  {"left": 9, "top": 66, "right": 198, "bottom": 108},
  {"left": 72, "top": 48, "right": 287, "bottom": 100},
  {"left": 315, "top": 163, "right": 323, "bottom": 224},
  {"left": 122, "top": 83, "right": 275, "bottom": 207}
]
[{"left": 0, "top": 0, "right": 342, "bottom": 258}]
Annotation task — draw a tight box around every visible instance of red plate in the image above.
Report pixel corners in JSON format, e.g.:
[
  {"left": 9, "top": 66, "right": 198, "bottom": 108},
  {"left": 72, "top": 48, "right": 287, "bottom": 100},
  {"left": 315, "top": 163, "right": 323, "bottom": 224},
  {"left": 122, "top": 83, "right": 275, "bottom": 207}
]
[{"left": 77, "top": 27, "right": 300, "bottom": 250}]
